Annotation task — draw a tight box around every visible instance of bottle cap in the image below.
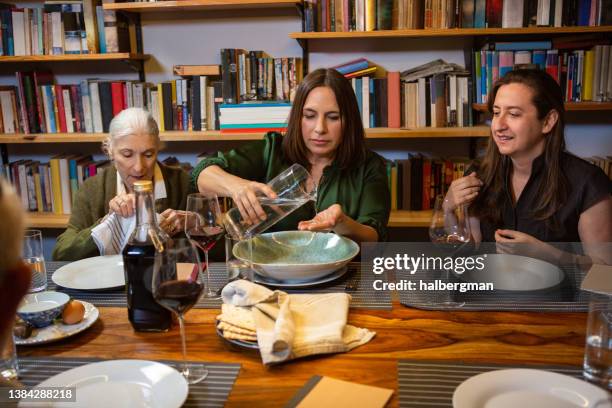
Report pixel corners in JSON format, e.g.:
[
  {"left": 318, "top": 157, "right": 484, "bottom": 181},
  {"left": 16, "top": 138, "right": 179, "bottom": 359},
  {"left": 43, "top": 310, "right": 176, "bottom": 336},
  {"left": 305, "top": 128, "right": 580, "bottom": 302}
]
[{"left": 133, "top": 180, "right": 153, "bottom": 192}]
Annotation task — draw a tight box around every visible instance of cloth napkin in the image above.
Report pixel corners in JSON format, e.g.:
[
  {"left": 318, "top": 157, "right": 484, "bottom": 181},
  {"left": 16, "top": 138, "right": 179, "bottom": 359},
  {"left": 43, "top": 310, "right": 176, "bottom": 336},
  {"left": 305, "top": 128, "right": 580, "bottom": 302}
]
[
  {"left": 91, "top": 212, "right": 166, "bottom": 255},
  {"left": 221, "top": 280, "right": 376, "bottom": 365}
]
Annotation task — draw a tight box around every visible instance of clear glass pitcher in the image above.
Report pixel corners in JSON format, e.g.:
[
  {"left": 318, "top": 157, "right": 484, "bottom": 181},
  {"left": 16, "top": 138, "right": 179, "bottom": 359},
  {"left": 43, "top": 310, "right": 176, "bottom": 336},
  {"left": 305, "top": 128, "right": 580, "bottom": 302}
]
[{"left": 224, "top": 164, "right": 317, "bottom": 240}]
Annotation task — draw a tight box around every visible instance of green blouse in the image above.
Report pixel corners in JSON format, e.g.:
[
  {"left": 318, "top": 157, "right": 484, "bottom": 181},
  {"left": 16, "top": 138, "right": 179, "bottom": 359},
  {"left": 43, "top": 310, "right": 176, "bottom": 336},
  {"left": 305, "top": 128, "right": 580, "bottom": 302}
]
[{"left": 191, "top": 132, "right": 390, "bottom": 241}]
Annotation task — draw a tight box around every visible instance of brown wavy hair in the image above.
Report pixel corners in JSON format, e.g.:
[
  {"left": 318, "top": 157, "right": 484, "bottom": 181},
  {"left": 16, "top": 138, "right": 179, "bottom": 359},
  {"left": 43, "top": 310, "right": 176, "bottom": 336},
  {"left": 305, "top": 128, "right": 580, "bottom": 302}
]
[
  {"left": 282, "top": 68, "right": 367, "bottom": 170},
  {"left": 472, "top": 69, "right": 568, "bottom": 227}
]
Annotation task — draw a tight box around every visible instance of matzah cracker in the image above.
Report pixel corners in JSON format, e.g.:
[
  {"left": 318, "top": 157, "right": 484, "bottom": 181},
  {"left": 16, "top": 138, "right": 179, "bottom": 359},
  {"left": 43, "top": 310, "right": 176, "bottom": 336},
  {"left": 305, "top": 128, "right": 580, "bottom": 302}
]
[
  {"left": 222, "top": 330, "right": 258, "bottom": 342},
  {"left": 217, "top": 304, "right": 256, "bottom": 331},
  {"left": 218, "top": 321, "right": 256, "bottom": 336}
]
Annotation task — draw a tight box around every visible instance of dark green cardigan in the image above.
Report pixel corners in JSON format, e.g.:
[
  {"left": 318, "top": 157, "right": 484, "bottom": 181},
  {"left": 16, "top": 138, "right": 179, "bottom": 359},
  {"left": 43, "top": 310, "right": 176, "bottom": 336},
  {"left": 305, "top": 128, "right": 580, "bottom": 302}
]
[{"left": 52, "top": 163, "right": 192, "bottom": 261}]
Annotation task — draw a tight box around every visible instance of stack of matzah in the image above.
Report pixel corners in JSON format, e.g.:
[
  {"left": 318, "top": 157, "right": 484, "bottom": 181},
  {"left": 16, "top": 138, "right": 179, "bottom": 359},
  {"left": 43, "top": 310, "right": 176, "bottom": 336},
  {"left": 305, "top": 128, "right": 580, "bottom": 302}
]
[{"left": 216, "top": 303, "right": 258, "bottom": 343}]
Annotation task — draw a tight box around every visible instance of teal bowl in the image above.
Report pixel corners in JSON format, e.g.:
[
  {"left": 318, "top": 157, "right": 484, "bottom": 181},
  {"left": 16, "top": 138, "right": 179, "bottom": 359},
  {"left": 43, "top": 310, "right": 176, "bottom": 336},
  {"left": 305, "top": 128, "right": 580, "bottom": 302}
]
[{"left": 233, "top": 231, "right": 359, "bottom": 282}]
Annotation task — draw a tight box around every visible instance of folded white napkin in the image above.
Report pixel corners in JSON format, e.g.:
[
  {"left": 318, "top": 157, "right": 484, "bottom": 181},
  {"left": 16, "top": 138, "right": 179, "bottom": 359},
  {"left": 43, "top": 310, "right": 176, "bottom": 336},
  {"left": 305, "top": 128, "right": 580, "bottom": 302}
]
[
  {"left": 221, "top": 280, "right": 376, "bottom": 365},
  {"left": 91, "top": 212, "right": 164, "bottom": 255}
]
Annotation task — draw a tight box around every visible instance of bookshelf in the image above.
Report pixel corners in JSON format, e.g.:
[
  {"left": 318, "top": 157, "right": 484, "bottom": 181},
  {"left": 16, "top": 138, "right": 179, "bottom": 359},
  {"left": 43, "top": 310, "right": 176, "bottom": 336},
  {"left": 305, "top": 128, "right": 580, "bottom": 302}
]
[
  {"left": 473, "top": 102, "right": 612, "bottom": 112},
  {"left": 289, "top": 26, "right": 612, "bottom": 40},
  {"left": 103, "top": 0, "right": 301, "bottom": 13},
  {"left": 0, "top": 127, "right": 489, "bottom": 143},
  {"left": 26, "top": 210, "right": 433, "bottom": 228},
  {"left": 0, "top": 54, "right": 150, "bottom": 63}
]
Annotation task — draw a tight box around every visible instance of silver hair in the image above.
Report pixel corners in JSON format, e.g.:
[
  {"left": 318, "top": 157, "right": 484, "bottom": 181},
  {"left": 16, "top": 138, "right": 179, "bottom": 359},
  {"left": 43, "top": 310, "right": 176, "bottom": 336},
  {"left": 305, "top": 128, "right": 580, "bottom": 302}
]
[
  {"left": 0, "top": 179, "right": 25, "bottom": 280},
  {"left": 103, "top": 107, "right": 161, "bottom": 157}
]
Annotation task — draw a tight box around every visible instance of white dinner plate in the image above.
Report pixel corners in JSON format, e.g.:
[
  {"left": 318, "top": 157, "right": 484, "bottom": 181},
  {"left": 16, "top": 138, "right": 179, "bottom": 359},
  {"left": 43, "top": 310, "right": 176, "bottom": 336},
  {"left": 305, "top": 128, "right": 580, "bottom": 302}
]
[
  {"left": 26, "top": 360, "right": 188, "bottom": 408},
  {"left": 453, "top": 369, "right": 611, "bottom": 408},
  {"left": 253, "top": 266, "right": 348, "bottom": 288},
  {"left": 15, "top": 301, "right": 99, "bottom": 346},
  {"left": 52, "top": 255, "right": 125, "bottom": 290}
]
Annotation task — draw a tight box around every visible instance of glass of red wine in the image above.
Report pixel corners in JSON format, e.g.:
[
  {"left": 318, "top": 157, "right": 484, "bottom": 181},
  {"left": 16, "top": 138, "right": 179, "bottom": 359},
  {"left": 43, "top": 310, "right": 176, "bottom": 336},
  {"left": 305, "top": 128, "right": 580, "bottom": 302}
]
[
  {"left": 429, "top": 194, "right": 471, "bottom": 307},
  {"left": 185, "top": 193, "right": 225, "bottom": 299},
  {"left": 152, "top": 238, "right": 207, "bottom": 384}
]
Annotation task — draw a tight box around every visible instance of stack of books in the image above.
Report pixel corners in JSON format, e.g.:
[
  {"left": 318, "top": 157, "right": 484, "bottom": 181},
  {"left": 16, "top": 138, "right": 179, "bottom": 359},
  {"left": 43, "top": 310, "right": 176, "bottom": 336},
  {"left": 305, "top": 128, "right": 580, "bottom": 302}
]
[{"left": 219, "top": 101, "right": 291, "bottom": 134}]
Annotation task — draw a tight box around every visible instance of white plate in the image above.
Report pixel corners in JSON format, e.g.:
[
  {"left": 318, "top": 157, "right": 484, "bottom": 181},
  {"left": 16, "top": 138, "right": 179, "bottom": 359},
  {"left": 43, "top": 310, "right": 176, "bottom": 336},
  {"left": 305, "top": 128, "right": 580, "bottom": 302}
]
[
  {"left": 453, "top": 369, "right": 611, "bottom": 408},
  {"left": 52, "top": 255, "right": 125, "bottom": 290},
  {"left": 458, "top": 254, "right": 565, "bottom": 291},
  {"left": 253, "top": 266, "right": 348, "bottom": 288},
  {"left": 27, "top": 360, "right": 188, "bottom": 408},
  {"left": 15, "top": 301, "right": 99, "bottom": 346}
]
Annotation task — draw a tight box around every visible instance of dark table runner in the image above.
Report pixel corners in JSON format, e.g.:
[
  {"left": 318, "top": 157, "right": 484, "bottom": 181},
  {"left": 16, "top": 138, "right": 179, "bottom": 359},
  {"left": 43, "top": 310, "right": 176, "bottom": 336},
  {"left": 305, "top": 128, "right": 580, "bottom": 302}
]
[
  {"left": 398, "top": 264, "right": 589, "bottom": 312},
  {"left": 398, "top": 360, "right": 586, "bottom": 408},
  {"left": 47, "top": 261, "right": 392, "bottom": 310},
  {"left": 16, "top": 356, "right": 240, "bottom": 407}
]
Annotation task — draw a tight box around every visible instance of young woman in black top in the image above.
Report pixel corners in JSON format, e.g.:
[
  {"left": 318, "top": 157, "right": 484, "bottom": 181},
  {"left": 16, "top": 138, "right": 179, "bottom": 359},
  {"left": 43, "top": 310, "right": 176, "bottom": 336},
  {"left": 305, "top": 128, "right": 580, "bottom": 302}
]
[{"left": 444, "top": 69, "right": 611, "bottom": 264}]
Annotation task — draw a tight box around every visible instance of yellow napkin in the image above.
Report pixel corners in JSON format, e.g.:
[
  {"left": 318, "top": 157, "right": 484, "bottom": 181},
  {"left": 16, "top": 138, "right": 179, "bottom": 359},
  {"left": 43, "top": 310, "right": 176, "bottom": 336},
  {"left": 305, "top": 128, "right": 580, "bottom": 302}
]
[{"left": 221, "top": 280, "right": 375, "bottom": 365}]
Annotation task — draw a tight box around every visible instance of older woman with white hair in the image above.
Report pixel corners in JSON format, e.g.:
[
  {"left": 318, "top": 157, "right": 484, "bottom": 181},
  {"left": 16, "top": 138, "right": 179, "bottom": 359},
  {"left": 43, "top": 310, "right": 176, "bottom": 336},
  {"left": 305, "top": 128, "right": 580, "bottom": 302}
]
[{"left": 53, "top": 107, "right": 193, "bottom": 261}]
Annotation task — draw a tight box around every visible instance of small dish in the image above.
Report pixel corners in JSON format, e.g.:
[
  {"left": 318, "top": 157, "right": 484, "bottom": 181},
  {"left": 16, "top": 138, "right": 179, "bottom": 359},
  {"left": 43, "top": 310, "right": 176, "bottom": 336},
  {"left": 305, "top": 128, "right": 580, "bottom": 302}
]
[
  {"left": 17, "top": 291, "right": 70, "bottom": 328},
  {"left": 453, "top": 369, "right": 610, "bottom": 408},
  {"left": 15, "top": 301, "right": 99, "bottom": 346}
]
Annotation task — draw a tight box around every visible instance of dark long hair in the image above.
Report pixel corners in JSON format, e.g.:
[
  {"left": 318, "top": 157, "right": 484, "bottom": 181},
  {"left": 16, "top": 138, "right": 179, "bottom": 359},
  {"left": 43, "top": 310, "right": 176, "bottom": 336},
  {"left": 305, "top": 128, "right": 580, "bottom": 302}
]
[
  {"left": 472, "top": 69, "right": 568, "bottom": 227},
  {"left": 282, "top": 68, "right": 367, "bottom": 170}
]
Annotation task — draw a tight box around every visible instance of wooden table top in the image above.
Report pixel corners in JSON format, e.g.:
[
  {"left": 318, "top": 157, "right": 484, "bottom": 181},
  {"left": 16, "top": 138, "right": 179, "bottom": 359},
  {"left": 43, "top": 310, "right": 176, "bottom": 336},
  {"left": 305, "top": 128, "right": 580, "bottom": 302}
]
[{"left": 18, "top": 303, "right": 588, "bottom": 407}]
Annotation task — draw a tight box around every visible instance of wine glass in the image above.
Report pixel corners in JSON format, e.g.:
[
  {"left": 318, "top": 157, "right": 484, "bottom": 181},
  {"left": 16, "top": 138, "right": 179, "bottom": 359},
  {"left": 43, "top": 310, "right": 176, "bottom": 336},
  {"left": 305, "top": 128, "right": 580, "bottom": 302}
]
[
  {"left": 185, "top": 193, "right": 225, "bottom": 298},
  {"left": 429, "top": 194, "right": 471, "bottom": 307},
  {"left": 152, "top": 238, "right": 207, "bottom": 384}
]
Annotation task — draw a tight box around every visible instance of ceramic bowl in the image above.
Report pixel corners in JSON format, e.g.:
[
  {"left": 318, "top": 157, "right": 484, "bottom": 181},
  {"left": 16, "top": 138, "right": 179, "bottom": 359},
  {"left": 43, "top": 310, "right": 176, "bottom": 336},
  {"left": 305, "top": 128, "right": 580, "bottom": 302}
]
[
  {"left": 233, "top": 231, "right": 359, "bottom": 282},
  {"left": 17, "top": 291, "right": 70, "bottom": 328},
  {"left": 456, "top": 253, "right": 565, "bottom": 291}
]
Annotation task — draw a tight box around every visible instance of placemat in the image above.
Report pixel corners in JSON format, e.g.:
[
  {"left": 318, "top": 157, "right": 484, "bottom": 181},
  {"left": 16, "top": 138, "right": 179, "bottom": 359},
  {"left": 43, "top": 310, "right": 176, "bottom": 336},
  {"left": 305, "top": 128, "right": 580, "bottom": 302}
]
[
  {"left": 398, "top": 264, "right": 589, "bottom": 312},
  {"left": 17, "top": 356, "right": 240, "bottom": 408},
  {"left": 398, "top": 360, "right": 584, "bottom": 408},
  {"left": 47, "top": 262, "right": 392, "bottom": 310}
]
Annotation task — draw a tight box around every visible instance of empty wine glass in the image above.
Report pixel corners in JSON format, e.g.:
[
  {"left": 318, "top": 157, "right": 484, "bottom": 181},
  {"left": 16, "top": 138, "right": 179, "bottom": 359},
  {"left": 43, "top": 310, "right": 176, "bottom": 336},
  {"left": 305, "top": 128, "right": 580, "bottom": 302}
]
[
  {"left": 185, "top": 193, "right": 224, "bottom": 298},
  {"left": 152, "top": 238, "right": 207, "bottom": 384},
  {"left": 429, "top": 194, "right": 471, "bottom": 307}
]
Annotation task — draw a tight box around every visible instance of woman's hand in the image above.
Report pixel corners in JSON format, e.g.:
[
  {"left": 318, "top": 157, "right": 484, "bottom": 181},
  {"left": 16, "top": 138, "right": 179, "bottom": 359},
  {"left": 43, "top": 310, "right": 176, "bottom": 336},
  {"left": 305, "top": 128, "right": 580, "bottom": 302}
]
[
  {"left": 298, "top": 204, "right": 346, "bottom": 232},
  {"left": 495, "top": 229, "right": 562, "bottom": 263},
  {"left": 109, "top": 193, "right": 136, "bottom": 218},
  {"left": 159, "top": 209, "right": 187, "bottom": 236},
  {"left": 231, "top": 181, "right": 277, "bottom": 225},
  {"left": 443, "top": 172, "right": 483, "bottom": 211}
]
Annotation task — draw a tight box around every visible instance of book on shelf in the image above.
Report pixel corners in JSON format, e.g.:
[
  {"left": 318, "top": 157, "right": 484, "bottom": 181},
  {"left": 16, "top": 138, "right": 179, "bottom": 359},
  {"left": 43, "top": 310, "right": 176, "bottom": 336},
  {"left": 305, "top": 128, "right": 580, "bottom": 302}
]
[
  {"left": 474, "top": 43, "right": 612, "bottom": 103},
  {"left": 1, "top": 155, "right": 110, "bottom": 214},
  {"left": 302, "top": 0, "right": 610, "bottom": 31}
]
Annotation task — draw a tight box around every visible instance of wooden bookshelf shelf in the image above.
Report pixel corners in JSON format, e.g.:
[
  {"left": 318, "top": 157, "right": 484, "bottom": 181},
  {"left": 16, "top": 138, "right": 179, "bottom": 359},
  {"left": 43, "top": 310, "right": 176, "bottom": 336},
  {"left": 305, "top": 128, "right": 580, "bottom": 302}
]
[
  {"left": 27, "top": 210, "right": 430, "bottom": 228},
  {"left": 290, "top": 26, "right": 612, "bottom": 40},
  {"left": 0, "top": 127, "right": 489, "bottom": 143},
  {"left": 389, "top": 210, "right": 432, "bottom": 227},
  {"left": 0, "top": 53, "right": 150, "bottom": 63},
  {"left": 103, "top": 0, "right": 300, "bottom": 13},
  {"left": 474, "top": 102, "right": 612, "bottom": 112},
  {"left": 26, "top": 213, "right": 70, "bottom": 228}
]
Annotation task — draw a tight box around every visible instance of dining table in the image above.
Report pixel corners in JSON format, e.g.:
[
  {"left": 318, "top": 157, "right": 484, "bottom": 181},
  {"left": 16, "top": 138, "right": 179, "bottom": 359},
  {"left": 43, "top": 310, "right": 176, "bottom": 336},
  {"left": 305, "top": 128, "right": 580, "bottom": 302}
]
[{"left": 18, "top": 299, "right": 589, "bottom": 407}]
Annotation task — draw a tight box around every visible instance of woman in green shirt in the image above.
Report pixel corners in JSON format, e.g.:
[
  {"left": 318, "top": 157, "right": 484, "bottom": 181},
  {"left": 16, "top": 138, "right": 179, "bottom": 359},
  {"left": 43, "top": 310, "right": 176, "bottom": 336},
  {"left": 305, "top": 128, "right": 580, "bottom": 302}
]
[{"left": 193, "top": 68, "right": 390, "bottom": 242}]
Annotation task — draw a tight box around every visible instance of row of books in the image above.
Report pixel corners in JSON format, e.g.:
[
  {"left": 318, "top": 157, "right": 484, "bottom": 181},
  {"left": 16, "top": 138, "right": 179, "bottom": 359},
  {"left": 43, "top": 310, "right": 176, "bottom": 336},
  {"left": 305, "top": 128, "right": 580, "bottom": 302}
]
[
  {"left": 386, "top": 154, "right": 612, "bottom": 211},
  {"left": 302, "top": 0, "right": 611, "bottom": 32},
  {"left": 1, "top": 72, "right": 150, "bottom": 134},
  {"left": 386, "top": 156, "right": 470, "bottom": 211},
  {"left": 0, "top": 1, "right": 139, "bottom": 56},
  {"left": 2, "top": 155, "right": 109, "bottom": 214},
  {"left": 220, "top": 49, "right": 303, "bottom": 104},
  {"left": 474, "top": 43, "right": 612, "bottom": 104}
]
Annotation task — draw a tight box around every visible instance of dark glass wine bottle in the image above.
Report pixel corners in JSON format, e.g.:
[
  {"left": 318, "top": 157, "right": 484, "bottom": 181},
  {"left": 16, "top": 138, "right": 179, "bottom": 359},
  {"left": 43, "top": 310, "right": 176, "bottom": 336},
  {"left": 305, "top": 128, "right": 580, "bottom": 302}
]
[{"left": 122, "top": 180, "right": 172, "bottom": 332}]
